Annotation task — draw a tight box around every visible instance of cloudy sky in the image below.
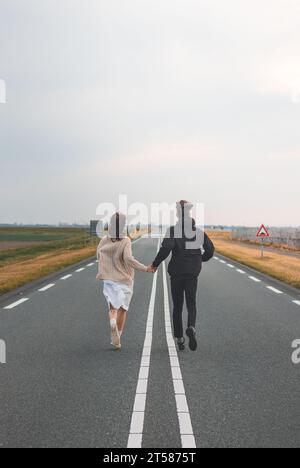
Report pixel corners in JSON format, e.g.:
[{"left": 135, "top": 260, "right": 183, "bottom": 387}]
[{"left": 0, "top": 0, "right": 299, "bottom": 226}]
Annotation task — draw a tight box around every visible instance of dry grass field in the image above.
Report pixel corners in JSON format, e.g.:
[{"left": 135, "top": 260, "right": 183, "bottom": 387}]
[
  {"left": 208, "top": 230, "right": 300, "bottom": 289},
  {"left": 0, "top": 227, "right": 95, "bottom": 295},
  {"left": 0, "top": 227, "right": 145, "bottom": 295}
]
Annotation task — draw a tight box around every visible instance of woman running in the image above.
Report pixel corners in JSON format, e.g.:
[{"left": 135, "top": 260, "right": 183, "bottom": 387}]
[{"left": 96, "top": 212, "right": 152, "bottom": 349}]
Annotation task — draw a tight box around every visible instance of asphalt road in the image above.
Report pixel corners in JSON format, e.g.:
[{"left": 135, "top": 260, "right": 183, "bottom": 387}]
[{"left": 0, "top": 237, "right": 300, "bottom": 448}]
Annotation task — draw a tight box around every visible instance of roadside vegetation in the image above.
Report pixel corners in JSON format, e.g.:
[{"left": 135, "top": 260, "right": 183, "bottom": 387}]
[
  {"left": 0, "top": 228, "right": 96, "bottom": 295},
  {"left": 208, "top": 230, "right": 300, "bottom": 289},
  {"left": 0, "top": 227, "right": 145, "bottom": 295}
]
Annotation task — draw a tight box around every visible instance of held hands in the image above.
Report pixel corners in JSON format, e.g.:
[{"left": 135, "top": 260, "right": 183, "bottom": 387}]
[{"left": 147, "top": 264, "right": 157, "bottom": 273}]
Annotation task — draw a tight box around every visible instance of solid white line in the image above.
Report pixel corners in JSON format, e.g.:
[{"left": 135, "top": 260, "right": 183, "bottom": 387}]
[
  {"left": 4, "top": 298, "right": 29, "bottom": 310},
  {"left": 60, "top": 274, "right": 72, "bottom": 280},
  {"left": 76, "top": 268, "right": 85, "bottom": 273},
  {"left": 127, "top": 240, "right": 159, "bottom": 449},
  {"left": 266, "top": 286, "right": 283, "bottom": 294},
  {"left": 38, "top": 284, "right": 55, "bottom": 292},
  {"left": 162, "top": 261, "right": 196, "bottom": 449},
  {"left": 249, "top": 276, "right": 261, "bottom": 283},
  {"left": 292, "top": 300, "right": 300, "bottom": 306}
]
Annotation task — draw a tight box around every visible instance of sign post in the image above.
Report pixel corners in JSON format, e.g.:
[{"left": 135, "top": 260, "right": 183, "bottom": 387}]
[{"left": 256, "top": 224, "right": 270, "bottom": 259}]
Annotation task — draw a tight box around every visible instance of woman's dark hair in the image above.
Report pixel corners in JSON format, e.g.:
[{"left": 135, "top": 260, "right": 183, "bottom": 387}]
[{"left": 108, "top": 212, "right": 126, "bottom": 241}]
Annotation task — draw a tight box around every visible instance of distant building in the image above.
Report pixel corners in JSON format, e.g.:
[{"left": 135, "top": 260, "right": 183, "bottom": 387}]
[{"left": 90, "top": 220, "right": 103, "bottom": 238}]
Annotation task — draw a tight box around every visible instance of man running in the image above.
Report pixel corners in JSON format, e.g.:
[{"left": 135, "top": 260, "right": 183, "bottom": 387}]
[{"left": 150, "top": 200, "right": 215, "bottom": 351}]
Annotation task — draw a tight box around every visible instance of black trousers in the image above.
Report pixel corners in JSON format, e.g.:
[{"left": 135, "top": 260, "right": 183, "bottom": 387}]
[{"left": 170, "top": 276, "right": 198, "bottom": 338}]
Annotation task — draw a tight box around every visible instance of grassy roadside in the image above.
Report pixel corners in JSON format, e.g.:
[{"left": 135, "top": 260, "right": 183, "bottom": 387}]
[
  {"left": 208, "top": 233, "right": 300, "bottom": 289},
  {"left": 0, "top": 229, "right": 145, "bottom": 295},
  {"left": 0, "top": 245, "right": 96, "bottom": 295}
]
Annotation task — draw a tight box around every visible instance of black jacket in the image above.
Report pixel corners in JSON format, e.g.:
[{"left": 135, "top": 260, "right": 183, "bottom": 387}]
[{"left": 152, "top": 223, "right": 214, "bottom": 277}]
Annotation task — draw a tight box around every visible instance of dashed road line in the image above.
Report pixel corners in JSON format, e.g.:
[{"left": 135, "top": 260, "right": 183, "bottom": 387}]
[
  {"left": 38, "top": 284, "right": 55, "bottom": 292},
  {"left": 76, "top": 268, "right": 85, "bottom": 273},
  {"left": 60, "top": 274, "right": 72, "bottom": 280},
  {"left": 4, "top": 298, "right": 29, "bottom": 310},
  {"left": 217, "top": 255, "right": 300, "bottom": 312},
  {"left": 249, "top": 276, "right": 261, "bottom": 283},
  {"left": 162, "top": 261, "right": 196, "bottom": 449},
  {"left": 266, "top": 286, "right": 283, "bottom": 294},
  {"left": 127, "top": 240, "right": 159, "bottom": 449},
  {"left": 87, "top": 263, "right": 95, "bottom": 267}
]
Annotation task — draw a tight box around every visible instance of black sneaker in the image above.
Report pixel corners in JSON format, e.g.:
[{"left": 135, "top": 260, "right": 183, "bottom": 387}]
[
  {"left": 177, "top": 337, "right": 185, "bottom": 351},
  {"left": 186, "top": 326, "right": 197, "bottom": 351}
]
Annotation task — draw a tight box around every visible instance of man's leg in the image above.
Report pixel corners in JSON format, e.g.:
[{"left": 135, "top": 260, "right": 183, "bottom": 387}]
[
  {"left": 170, "top": 276, "right": 185, "bottom": 338},
  {"left": 184, "top": 277, "right": 198, "bottom": 351},
  {"left": 184, "top": 277, "right": 198, "bottom": 329}
]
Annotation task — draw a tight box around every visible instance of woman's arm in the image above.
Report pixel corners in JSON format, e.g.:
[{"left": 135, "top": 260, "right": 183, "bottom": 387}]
[{"left": 123, "top": 239, "right": 148, "bottom": 272}]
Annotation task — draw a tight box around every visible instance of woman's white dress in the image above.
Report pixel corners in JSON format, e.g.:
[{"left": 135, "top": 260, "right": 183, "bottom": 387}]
[{"left": 103, "top": 280, "right": 133, "bottom": 311}]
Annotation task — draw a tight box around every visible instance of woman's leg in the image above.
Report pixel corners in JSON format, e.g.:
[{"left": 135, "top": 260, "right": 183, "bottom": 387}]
[
  {"left": 109, "top": 306, "right": 121, "bottom": 347},
  {"left": 117, "top": 307, "right": 127, "bottom": 336},
  {"left": 109, "top": 308, "right": 118, "bottom": 322}
]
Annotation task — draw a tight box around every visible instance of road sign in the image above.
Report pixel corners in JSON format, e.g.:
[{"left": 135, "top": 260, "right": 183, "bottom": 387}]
[
  {"left": 256, "top": 224, "right": 269, "bottom": 238},
  {"left": 256, "top": 224, "right": 269, "bottom": 259}
]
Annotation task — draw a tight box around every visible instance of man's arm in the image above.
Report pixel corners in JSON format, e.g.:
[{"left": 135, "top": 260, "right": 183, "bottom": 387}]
[
  {"left": 152, "top": 228, "right": 175, "bottom": 268},
  {"left": 202, "top": 232, "right": 215, "bottom": 262}
]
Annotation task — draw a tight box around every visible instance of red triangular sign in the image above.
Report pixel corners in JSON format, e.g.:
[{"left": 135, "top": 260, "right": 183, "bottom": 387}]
[{"left": 256, "top": 224, "right": 269, "bottom": 237}]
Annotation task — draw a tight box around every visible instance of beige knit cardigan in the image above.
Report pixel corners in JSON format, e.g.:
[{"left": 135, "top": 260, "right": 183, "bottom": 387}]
[{"left": 96, "top": 236, "right": 147, "bottom": 286}]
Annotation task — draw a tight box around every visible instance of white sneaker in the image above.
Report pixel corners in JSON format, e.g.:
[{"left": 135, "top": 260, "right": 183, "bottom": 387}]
[{"left": 111, "top": 324, "right": 121, "bottom": 349}]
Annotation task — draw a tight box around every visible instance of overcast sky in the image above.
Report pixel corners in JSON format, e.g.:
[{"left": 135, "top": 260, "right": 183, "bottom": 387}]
[{"left": 0, "top": 0, "right": 299, "bottom": 226}]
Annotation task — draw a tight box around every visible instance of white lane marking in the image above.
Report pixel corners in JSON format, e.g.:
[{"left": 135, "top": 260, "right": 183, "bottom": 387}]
[
  {"left": 266, "top": 286, "right": 283, "bottom": 294},
  {"left": 38, "top": 284, "right": 55, "bottom": 292},
  {"left": 60, "top": 274, "right": 72, "bottom": 280},
  {"left": 292, "top": 300, "right": 300, "bottom": 306},
  {"left": 236, "top": 269, "right": 246, "bottom": 274},
  {"left": 178, "top": 413, "right": 194, "bottom": 435},
  {"left": 87, "top": 263, "right": 95, "bottom": 267},
  {"left": 127, "top": 240, "right": 159, "bottom": 449},
  {"left": 76, "top": 268, "right": 85, "bottom": 273},
  {"left": 227, "top": 264, "right": 235, "bottom": 268},
  {"left": 181, "top": 434, "right": 197, "bottom": 448},
  {"left": 249, "top": 276, "right": 261, "bottom": 283},
  {"left": 214, "top": 256, "right": 219, "bottom": 260},
  {"left": 162, "top": 261, "right": 196, "bottom": 449},
  {"left": 220, "top": 260, "right": 226, "bottom": 264},
  {"left": 4, "top": 298, "right": 29, "bottom": 310}
]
